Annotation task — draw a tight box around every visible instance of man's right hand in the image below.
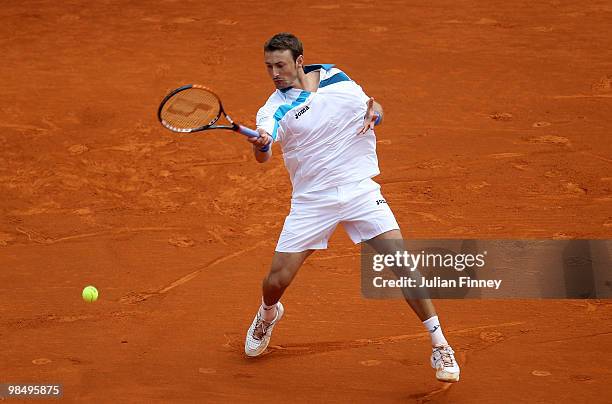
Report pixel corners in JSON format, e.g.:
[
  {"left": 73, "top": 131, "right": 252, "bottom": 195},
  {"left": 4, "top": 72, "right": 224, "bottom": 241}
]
[{"left": 248, "top": 128, "right": 272, "bottom": 150}]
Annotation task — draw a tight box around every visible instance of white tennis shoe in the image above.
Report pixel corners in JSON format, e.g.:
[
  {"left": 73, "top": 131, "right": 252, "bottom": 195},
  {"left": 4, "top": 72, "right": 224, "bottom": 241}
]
[
  {"left": 244, "top": 302, "right": 284, "bottom": 357},
  {"left": 431, "top": 344, "right": 460, "bottom": 382}
]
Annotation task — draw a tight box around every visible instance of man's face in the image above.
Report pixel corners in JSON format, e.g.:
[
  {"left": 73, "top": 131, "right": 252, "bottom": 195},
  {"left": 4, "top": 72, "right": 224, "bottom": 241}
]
[{"left": 264, "top": 50, "right": 302, "bottom": 89}]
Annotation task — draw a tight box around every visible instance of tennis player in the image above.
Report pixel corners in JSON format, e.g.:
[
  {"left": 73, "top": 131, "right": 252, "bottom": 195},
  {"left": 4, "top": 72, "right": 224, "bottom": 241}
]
[{"left": 244, "top": 33, "right": 460, "bottom": 383}]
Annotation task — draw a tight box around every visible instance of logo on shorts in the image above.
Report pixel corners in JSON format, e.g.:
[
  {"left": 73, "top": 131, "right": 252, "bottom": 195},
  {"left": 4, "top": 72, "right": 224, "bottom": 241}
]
[
  {"left": 294, "top": 105, "right": 310, "bottom": 119},
  {"left": 376, "top": 199, "right": 387, "bottom": 206}
]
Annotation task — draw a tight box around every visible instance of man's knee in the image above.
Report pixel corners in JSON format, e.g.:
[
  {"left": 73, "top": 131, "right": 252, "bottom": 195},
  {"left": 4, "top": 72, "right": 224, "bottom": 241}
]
[
  {"left": 365, "top": 229, "right": 404, "bottom": 254},
  {"left": 374, "top": 240, "right": 406, "bottom": 256},
  {"left": 263, "top": 250, "right": 312, "bottom": 292},
  {"left": 263, "top": 268, "right": 292, "bottom": 291}
]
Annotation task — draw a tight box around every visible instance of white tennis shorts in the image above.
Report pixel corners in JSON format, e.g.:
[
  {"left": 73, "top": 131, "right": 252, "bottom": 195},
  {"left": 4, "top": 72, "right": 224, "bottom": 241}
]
[{"left": 276, "top": 178, "right": 400, "bottom": 253}]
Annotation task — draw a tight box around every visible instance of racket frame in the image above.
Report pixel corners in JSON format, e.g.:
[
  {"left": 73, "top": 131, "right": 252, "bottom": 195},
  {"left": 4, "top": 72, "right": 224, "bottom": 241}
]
[{"left": 157, "top": 84, "right": 257, "bottom": 138}]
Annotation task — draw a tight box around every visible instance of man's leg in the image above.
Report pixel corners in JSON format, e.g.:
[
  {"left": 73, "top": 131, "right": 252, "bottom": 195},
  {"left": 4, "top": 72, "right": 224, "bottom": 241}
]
[
  {"left": 245, "top": 250, "right": 313, "bottom": 357},
  {"left": 365, "top": 229, "right": 460, "bottom": 382},
  {"left": 262, "top": 250, "right": 314, "bottom": 312},
  {"left": 365, "top": 229, "right": 437, "bottom": 320}
]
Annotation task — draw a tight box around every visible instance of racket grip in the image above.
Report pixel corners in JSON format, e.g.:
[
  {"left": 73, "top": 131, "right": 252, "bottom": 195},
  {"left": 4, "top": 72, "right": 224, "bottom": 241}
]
[
  {"left": 236, "top": 125, "right": 260, "bottom": 138},
  {"left": 236, "top": 124, "right": 270, "bottom": 152}
]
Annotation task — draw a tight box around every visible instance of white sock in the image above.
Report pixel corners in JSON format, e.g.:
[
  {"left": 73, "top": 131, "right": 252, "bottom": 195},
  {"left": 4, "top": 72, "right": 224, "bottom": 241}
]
[
  {"left": 259, "top": 298, "right": 277, "bottom": 322},
  {"left": 423, "top": 315, "right": 448, "bottom": 347}
]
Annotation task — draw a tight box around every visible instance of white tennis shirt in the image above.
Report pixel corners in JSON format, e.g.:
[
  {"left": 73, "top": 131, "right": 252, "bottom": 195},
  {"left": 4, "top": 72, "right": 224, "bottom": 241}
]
[{"left": 256, "top": 64, "right": 380, "bottom": 196}]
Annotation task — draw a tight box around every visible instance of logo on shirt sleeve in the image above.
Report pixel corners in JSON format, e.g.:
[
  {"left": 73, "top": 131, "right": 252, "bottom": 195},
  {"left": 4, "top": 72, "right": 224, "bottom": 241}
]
[{"left": 294, "top": 105, "right": 310, "bottom": 119}]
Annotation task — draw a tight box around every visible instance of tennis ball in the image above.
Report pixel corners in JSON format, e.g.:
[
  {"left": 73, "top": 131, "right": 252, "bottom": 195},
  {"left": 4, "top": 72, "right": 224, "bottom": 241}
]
[{"left": 82, "top": 286, "right": 99, "bottom": 303}]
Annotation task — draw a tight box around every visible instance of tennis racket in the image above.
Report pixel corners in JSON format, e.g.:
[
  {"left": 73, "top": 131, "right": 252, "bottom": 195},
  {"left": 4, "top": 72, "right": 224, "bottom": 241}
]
[{"left": 157, "top": 84, "right": 269, "bottom": 150}]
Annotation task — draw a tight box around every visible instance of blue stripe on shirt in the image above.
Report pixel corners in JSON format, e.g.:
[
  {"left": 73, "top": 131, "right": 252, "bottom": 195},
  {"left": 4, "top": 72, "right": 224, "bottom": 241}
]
[
  {"left": 319, "top": 72, "right": 351, "bottom": 88},
  {"left": 271, "top": 90, "right": 311, "bottom": 140}
]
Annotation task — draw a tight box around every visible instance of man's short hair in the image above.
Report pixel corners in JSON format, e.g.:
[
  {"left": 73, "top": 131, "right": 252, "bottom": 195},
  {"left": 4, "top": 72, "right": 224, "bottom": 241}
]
[{"left": 264, "top": 33, "right": 303, "bottom": 61}]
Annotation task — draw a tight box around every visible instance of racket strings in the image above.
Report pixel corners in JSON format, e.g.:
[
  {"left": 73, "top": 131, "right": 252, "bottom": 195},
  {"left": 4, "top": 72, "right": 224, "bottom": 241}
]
[{"left": 160, "top": 88, "right": 220, "bottom": 130}]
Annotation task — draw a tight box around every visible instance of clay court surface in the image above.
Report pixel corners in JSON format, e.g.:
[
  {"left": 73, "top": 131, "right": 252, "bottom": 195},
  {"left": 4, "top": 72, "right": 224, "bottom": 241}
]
[{"left": 1, "top": 0, "right": 611, "bottom": 402}]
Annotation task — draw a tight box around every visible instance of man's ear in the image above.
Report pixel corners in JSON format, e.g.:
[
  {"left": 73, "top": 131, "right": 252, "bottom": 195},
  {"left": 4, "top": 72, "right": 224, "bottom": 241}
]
[{"left": 296, "top": 55, "right": 304, "bottom": 69}]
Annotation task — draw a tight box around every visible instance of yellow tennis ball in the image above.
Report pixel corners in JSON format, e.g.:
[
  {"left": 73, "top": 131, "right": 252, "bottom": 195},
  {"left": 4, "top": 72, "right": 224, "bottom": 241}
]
[{"left": 82, "top": 286, "right": 99, "bottom": 303}]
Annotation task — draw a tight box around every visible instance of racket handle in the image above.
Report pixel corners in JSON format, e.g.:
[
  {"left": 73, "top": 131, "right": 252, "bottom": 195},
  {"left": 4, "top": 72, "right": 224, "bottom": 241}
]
[
  {"left": 236, "top": 125, "right": 270, "bottom": 152},
  {"left": 236, "top": 125, "right": 260, "bottom": 138}
]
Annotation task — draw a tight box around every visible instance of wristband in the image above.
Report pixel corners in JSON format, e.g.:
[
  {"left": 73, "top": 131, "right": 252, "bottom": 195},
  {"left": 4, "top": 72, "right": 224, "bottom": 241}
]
[
  {"left": 258, "top": 143, "right": 270, "bottom": 152},
  {"left": 374, "top": 112, "right": 382, "bottom": 126}
]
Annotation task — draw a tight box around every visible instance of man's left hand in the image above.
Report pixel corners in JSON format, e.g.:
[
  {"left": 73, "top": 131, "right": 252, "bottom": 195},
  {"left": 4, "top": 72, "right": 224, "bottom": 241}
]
[{"left": 358, "top": 97, "right": 380, "bottom": 135}]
